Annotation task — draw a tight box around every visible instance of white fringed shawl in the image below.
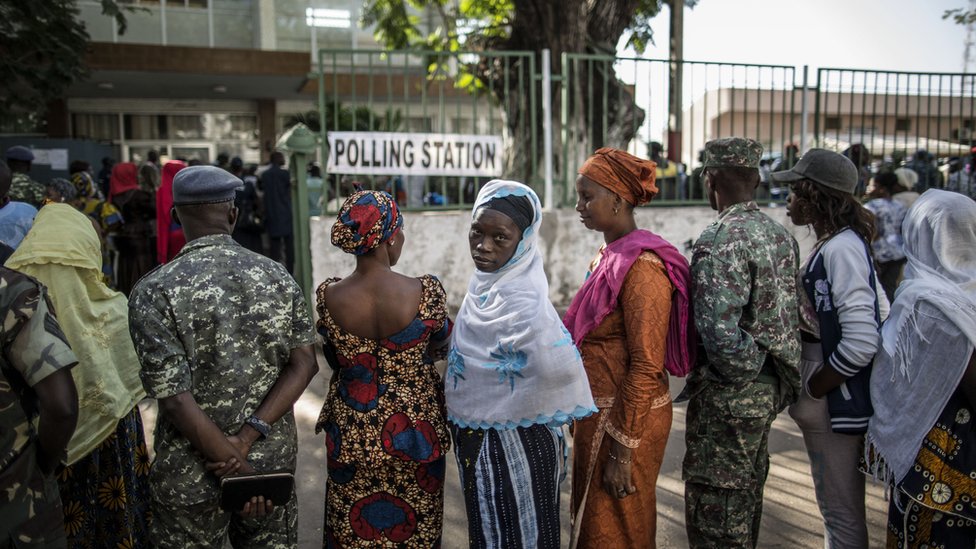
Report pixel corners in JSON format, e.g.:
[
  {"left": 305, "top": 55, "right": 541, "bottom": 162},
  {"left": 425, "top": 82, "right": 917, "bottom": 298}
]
[{"left": 867, "top": 189, "right": 976, "bottom": 485}]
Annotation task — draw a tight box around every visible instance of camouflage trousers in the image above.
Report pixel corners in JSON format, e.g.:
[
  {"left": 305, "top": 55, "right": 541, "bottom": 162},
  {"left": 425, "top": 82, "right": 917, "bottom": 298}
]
[
  {"left": 682, "top": 381, "right": 778, "bottom": 549},
  {"left": 0, "top": 447, "right": 67, "bottom": 549},
  {"left": 151, "top": 492, "right": 297, "bottom": 549}
]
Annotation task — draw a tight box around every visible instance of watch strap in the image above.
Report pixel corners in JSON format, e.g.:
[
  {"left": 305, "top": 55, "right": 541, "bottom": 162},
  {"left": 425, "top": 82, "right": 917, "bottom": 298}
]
[{"left": 245, "top": 415, "right": 271, "bottom": 439}]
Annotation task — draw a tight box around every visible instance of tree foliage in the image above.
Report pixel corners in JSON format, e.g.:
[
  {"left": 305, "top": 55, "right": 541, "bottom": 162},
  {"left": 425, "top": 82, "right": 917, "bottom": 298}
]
[
  {"left": 360, "top": 0, "right": 694, "bottom": 182},
  {"left": 944, "top": 7, "right": 976, "bottom": 26},
  {"left": 0, "top": 0, "right": 132, "bottom": 128},
  {"left": 362, "top": 0, "right": 686, "bottom": 55}
]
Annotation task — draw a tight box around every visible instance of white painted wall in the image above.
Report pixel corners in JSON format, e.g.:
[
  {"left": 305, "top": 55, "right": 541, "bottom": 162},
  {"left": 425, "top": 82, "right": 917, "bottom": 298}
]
[{"left": 310, "top": 205, "right": 817, "bottom": 311}]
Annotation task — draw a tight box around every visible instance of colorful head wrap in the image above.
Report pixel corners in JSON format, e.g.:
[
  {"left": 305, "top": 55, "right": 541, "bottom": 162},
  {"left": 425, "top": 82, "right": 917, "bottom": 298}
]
[
  {"left": 331, "top": 190, "right": 403, "bottom": 255},
  {"left": 71, "top": 171, "right": 97, "bottom": 199},
  {"left": 578, "top": 147, "right": 658, "bottom": 206}
]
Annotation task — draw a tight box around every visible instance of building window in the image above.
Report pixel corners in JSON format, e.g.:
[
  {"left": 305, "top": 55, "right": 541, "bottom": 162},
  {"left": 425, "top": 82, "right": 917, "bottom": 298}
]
[
  {"left": 824, "top": 116, "right": 842, "bottom": 131},
  {"left": 73, "top": 113, "right": 121, "bottom": 141},
  {"left": 895, "top": 118, "right": 911, "bottom": 132},
  {"left": 124, "top": 114, "right": 168, "bottom": 140},
  {"left": 170, "top": 115, "right": 206, "bottom": 139}
]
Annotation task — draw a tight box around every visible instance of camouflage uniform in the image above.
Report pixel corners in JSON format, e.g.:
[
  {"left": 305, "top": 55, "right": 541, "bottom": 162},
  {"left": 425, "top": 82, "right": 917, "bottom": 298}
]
[
  {"left": 128, "top": 234, "right": 315, "bottom": 549},
  {"left": 9, "top": 173, "right": 46, "bottom": 210},
  {"left": 682, "top": 138, "right": 801, "bottom": 549},
  {"left": 0, "top": 267, "right": 78, "bottom": 548}
]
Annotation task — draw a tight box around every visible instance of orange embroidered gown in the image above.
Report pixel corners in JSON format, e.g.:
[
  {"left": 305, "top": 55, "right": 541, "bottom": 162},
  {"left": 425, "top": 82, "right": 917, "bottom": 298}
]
[{"left": 571, "top": 250, "right": 674, "bottom": 549}]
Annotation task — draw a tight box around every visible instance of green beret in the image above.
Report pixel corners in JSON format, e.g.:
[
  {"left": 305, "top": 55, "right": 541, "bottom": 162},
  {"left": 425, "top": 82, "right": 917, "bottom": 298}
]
[{"left": 703, "top": 137, "right": 763, "bottom": 169}]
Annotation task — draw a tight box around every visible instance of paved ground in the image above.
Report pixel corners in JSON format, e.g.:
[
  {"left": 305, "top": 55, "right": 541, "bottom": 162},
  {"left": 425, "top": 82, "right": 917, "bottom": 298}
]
[
  {"left": 142, "top": 367, "right": 889, "bottom": 548},
  {"left": 293, "top": 369, "right": 889, "bottom": 548}
]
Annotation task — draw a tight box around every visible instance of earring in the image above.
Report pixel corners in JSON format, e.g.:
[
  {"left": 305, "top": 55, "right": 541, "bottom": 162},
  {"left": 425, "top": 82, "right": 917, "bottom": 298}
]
[{"left": 613, "top": 206, "right": 619, "bottom": 215}]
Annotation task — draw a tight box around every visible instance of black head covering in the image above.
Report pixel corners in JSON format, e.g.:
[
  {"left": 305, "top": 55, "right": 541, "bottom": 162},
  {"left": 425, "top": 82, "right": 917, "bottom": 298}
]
[{"left": 483, "top": 194, "right": 534, "bottom": 233}]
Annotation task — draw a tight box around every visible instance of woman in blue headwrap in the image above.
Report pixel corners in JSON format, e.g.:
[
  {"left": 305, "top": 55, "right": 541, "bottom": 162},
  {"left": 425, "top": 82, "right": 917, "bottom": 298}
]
[{"left": 314, "top": 190, "right": 453, "bottom": 547}]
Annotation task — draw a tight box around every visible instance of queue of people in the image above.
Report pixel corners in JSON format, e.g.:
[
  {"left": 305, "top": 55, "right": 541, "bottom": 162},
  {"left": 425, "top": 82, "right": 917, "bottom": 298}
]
[
  {"left": 0, "top": 139, "right": 973, "bottom": 549},
  {"left": 0, "top": 145, "right": 313, "bottom": 297}
]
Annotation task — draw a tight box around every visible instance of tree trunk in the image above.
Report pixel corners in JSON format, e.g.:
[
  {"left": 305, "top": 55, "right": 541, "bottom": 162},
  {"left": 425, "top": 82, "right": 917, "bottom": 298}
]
[{"left": 469, "top": 0, "right": 648, "bottom": 203}]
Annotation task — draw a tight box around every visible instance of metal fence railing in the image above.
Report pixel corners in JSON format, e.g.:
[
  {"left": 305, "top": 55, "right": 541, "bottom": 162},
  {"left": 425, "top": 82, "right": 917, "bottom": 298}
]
[
  {"left": 309, "top": 49, "right": 976, "bottom": 209},
  {"left": 559, "top": 54, "right": 801, "bottom": 205},
  {"left": 814, "top": 68, "right": 976, "bottom": 164}
]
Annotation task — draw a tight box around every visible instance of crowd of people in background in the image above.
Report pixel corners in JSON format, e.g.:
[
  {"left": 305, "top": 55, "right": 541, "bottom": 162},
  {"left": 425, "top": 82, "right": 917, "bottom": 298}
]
[
  {"left": 0, "top": 146, "right": 331, "bottom": 295},
  {"left": 0, "top": 135, "right": 974, "bottom": 549}
]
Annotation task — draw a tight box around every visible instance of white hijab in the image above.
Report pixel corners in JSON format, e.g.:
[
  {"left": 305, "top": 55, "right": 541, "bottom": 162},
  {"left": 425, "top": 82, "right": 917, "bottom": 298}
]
[
  {"left": 868, "top": 189, "right": 976, "bottom": 484},
  {"left": 446, "top": 180, "right": 596, "bottom": 430}
]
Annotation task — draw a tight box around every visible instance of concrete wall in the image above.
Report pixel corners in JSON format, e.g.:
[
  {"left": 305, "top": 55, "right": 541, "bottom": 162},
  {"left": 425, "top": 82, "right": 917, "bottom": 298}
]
[{"left": 310, "top": 205, "right": 817, "bottom": 310}]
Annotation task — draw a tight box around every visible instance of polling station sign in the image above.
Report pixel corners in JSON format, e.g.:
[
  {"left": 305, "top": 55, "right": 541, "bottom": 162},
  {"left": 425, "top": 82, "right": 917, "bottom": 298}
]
[{"left": 326, "top": 132, "right": 503, "bottom": 177}]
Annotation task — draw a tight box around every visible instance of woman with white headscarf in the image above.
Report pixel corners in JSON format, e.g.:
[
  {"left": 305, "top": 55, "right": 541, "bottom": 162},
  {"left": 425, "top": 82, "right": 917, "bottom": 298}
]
[
  {"left": 867, "top": 189, "right": 976, "bottom": 548},
  {"left": 446, "top": 180, "right": 596, "bottom": 549}
]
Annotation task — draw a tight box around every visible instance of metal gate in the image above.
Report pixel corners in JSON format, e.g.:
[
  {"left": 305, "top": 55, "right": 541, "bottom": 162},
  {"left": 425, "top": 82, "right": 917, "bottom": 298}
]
[
  {"left": 311, "top": 48, "right": 976, "bottom": 208},
  {"left": 313, "top": 48, "right": 539, "bottom": 211}
]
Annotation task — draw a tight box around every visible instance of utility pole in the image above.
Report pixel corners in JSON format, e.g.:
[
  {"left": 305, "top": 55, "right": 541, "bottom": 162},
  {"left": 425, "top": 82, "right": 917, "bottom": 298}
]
[{"left": 667, "top": 0, "right": 684, "bottom": 164}]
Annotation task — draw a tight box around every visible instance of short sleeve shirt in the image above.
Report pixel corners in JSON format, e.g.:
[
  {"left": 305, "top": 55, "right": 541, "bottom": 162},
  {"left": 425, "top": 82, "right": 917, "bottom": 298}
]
[
  {"left": 0, "top": 267, "right": 77, "bottom": 542},
  {"left": 128, "top": 234, "right": 315, "bottom": 504}
]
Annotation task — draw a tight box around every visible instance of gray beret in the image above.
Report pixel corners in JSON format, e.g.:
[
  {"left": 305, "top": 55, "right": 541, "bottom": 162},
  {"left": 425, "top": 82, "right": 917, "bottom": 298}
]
[
  {"left": 5, "top": 146, "right": 34, "bottom": 162},
  {"left": 172, "top": 165, "right": 243, "bottom": 206}
]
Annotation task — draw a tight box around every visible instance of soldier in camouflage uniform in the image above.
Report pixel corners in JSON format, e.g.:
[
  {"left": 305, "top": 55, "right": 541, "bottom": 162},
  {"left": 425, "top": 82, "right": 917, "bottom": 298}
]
[
  {"left": 5, "top": 146, "right": 46, "bottom": 209},
  {"left": 0, "top": 266, "right": 79, "bottom": 548},
  {"left": 682, "top": 137, "right": 801, "bottom": 548},
  {"left": 128, "top": 165, "right": 318, "bottom": 549}
]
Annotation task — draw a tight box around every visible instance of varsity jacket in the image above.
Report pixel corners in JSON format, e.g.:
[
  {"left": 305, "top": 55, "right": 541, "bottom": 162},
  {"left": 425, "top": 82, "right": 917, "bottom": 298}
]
[{"left": 801, "top": 229, "right": 883, "bottom": 434}]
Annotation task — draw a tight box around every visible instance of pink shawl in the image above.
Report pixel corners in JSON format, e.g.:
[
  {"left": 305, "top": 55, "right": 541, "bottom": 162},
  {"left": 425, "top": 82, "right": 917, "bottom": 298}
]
[{"left": 563, "top": 229, "right": 696, "bottom": 377}]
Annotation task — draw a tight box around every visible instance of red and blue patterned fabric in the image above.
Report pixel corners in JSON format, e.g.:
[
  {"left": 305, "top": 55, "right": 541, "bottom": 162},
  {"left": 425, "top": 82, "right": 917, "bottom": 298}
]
[
  {"left": 330, "top": 190, "right": 402, "bottom": 256},
  {"left": 315, "top": 274, "right": 452, "bottom": 547}
]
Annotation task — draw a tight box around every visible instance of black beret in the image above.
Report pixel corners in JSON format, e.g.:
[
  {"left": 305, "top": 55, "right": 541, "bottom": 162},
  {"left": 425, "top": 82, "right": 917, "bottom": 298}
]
[{"left": 5, "top": 146, "right": 34, "bottom": 162}]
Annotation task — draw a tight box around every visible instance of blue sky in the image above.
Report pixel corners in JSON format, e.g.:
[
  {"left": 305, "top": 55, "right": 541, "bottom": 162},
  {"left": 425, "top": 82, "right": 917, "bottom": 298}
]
[{"left": 626, "top": 0, "right": 972, "bottom": 74}]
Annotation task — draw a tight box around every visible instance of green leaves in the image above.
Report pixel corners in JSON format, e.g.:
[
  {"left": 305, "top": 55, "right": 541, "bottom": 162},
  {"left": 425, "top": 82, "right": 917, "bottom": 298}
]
[
  {"left": 0, "top": 0, "right": 135, "bottom": 129},
  {"left": 0, "top": 1, "right": 89, "bottom": 119},
  {"left": 944, "top": 7, "right": 976, "bottom": 26}
]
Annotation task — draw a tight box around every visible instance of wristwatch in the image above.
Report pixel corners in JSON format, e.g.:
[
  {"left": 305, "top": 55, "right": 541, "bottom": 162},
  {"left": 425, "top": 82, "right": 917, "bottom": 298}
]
[{"left": 244, "top": 415, "right": 271, "bottom": 440}]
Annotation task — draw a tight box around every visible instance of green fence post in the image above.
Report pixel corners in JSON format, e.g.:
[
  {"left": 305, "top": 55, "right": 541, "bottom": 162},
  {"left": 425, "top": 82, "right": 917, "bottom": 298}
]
[{"left": 277, "top": 123, "right": 317, "bottom": 312}]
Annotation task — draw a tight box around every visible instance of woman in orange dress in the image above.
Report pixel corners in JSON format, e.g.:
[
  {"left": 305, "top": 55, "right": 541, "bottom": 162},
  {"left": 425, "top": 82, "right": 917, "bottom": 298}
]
[{"left": 564, "top": 148, "right": 695, "bottom": 549}]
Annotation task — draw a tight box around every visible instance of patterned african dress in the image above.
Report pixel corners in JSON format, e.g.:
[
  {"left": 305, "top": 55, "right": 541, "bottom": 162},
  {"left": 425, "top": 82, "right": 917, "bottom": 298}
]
[
  {"left": 315, "top": 275, "right": 452, "bottom": 548},
  {"left": 886, "top": 388, "right": 976, "bottom": 548},
  {"left": 58, "top": 406, "right": 152, "bottom": 549}
]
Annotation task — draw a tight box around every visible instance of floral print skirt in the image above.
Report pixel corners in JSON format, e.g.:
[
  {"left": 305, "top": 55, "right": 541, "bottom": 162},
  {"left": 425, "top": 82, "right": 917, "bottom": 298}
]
[{"left": 58, "top": 406, "right": 152, "bottom": 549}]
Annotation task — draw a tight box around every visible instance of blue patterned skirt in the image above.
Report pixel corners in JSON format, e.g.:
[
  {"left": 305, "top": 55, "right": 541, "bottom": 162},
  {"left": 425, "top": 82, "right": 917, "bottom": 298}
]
[{"left": 450, "top": 422, "right": 565, "bottom": 549}]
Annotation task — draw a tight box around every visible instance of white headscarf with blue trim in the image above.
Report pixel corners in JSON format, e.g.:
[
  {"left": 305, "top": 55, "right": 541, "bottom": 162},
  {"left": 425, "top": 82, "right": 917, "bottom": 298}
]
[{"left": 446, "top": 180, "right": 596, "bottom": 430}]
